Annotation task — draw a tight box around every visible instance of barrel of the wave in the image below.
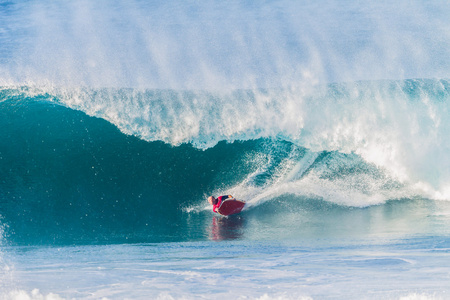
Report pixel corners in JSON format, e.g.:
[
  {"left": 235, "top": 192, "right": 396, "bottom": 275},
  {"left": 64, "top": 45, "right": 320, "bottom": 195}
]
[{"left": 218, "top": 199, "right": 246, "bottom": 216}]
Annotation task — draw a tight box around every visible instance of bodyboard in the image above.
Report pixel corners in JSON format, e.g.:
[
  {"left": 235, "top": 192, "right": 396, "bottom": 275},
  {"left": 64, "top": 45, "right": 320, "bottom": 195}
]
[{"left": 217, "top": 199, "right": 246, "bottom": 216}]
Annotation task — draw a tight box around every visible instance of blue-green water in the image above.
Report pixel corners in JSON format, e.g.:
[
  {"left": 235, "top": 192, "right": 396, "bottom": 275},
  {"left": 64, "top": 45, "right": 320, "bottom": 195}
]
[{"left": 2, "top": 0, "right": 450, "bottom": 299}]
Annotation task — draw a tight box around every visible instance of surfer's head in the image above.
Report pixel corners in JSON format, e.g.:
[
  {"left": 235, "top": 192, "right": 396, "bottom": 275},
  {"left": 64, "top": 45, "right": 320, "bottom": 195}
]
[{"left": 208, "top": 196, "right": 217, "bottom": 205}]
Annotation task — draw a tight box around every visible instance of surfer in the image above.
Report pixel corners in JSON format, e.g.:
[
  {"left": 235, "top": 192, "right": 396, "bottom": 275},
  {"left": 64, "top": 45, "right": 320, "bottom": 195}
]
[{"left": 208, "top": 195, "right": 234, "bottom": 213}]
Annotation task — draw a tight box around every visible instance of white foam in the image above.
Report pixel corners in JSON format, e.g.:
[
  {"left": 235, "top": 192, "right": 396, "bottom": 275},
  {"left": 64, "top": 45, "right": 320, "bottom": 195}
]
[
  {"left": 5, "top": 289, "right": 66, "bottom": 300},
  {"left": 398, "top": 293, "right": 443, "bottom": 300}
]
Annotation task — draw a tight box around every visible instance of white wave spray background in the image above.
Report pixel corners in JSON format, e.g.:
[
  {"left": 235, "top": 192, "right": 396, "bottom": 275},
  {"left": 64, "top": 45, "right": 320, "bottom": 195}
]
[{"left": 1, "top": 0, "right": 449, "bottom": 88}]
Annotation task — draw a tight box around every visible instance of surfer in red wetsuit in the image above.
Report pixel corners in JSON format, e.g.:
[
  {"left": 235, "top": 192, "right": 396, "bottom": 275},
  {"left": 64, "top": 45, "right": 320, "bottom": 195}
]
[{"left": 208, "top": 195, "right": 234, "bottom": 213}]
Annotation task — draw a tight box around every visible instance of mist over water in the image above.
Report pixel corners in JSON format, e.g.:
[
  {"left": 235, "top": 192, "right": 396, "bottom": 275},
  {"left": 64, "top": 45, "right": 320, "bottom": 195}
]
[{"left": 1, "top": 0, "right": 449, "bottom": 89}]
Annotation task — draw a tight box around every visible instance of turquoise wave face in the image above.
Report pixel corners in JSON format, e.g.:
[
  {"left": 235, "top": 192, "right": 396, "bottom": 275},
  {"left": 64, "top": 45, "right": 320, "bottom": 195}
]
[{"left": 0, "top": 97, "right": 261, "bottom": 244}]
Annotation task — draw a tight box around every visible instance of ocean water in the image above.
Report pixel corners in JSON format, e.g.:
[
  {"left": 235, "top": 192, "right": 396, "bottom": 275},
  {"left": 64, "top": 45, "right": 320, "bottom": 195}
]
[{"left": 1, "top": 0, "right": 450, "bottom": 299}]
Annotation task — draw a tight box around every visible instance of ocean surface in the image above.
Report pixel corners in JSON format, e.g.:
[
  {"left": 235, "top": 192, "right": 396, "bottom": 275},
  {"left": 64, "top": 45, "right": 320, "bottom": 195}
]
[{"left": 1, "top": 0, "right": 450, "bottom": 299}]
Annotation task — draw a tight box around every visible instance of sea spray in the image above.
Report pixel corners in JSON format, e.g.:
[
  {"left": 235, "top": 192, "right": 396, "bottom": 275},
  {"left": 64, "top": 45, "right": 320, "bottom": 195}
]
[{"left": 1, "top": 1, "right": 450, "bottom": 88}]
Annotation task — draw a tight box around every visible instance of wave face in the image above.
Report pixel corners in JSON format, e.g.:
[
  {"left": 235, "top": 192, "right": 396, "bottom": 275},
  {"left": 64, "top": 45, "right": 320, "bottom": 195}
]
[
  {"left": 0, "top": 91, "right": 256, "bottom": 244},
  {"left": 0, "top": 80, "right": 449, "bottom": 245}
]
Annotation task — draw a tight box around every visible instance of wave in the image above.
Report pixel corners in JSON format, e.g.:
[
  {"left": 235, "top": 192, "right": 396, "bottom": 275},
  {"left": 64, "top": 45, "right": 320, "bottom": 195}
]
[
  {"left": 8, "top": 79, "right": 450, "bottom": 191},
  {"left": 0, "top": 79, "right": 449, "bottom": 244}
]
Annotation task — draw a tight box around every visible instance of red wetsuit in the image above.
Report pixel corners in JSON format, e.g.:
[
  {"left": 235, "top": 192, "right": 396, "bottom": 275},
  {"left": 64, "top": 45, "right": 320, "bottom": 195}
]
[{"left": 212, "top": 195, "right": 233, "bottom": 213}]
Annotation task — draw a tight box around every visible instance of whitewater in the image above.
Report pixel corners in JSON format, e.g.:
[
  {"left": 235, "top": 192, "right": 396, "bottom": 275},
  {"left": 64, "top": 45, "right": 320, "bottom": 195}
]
[{"left": 1, "top": 0, "right": 450, "bottom": 299}]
